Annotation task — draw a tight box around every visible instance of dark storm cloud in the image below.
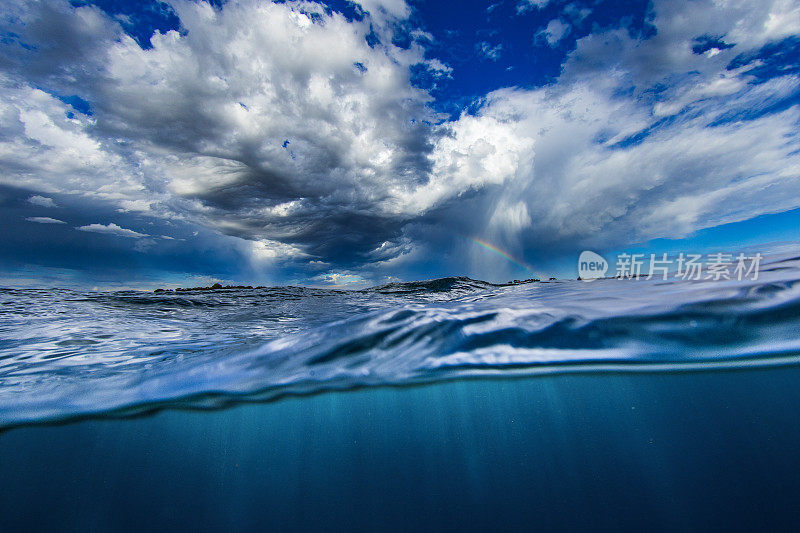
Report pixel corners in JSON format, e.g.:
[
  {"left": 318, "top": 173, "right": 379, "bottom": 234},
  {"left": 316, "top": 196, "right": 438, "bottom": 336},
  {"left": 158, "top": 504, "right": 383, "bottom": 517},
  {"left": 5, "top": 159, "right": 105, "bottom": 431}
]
[{"left": 0, "top": 0, "right": 439, "bottom": 277}]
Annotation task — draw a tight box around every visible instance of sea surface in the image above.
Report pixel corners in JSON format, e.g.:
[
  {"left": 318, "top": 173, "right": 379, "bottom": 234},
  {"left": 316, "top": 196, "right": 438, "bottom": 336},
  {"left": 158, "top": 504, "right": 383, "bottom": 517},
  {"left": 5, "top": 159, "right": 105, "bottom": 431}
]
[{"left": 3, "top": 253, "right": 800, "bottom": 530}]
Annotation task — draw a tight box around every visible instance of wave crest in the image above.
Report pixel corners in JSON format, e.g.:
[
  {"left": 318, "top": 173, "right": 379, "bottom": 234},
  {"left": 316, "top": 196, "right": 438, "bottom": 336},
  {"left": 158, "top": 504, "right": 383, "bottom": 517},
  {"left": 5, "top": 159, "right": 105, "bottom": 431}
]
[{"left": 2, "top": 253, "right": 800, "bottom": 427}]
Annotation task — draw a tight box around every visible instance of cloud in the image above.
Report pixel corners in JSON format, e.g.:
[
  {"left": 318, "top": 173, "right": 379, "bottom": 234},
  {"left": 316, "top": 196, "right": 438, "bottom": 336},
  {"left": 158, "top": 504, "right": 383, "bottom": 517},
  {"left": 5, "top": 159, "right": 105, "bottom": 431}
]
[
  {"left": 537, "top": 19, "right": 570, "bottom": 46},
  {"left": 351, "top": 0, "right": 411, "bottom": 22},
  {"left": 423, "top": 58, "right": 453, "bottom": 78},
  {"left": 312, "top": 270, "right": 368, "bottom": 287},
  {"left": 77, "top": 223, "right": 148, "bottom": 238},
  {"left": 0, "top": 0, "right": 798, "bottom": 284},
  {"left": 517, "top": 0, "right": 551, "bottom": 15},
  {"left": 0, "top": 0, "right": 436, "bottom": 264},
  {"left": 409, "top": 0, "right": 800, "bottom": 278},
  {"left": 564, "top": 4, "right": 592, "bottom": 23},
  {"left": 27, "top": 195, "right": 57, "bottom": 208},
  {"left": 25, "top": 216, "right": 65, "bottom": 224},
  {"left": 0, "top": 78, "right": 143, "bottom": 203},
  {"left": 477, "top": 41, "right": 503, "bottom": 60},
  {"left": 561, "top": 0, "right": 800, "bottom": 87},
  {"left": 436, "top": 81, "right": 799, "bottom": 243}
]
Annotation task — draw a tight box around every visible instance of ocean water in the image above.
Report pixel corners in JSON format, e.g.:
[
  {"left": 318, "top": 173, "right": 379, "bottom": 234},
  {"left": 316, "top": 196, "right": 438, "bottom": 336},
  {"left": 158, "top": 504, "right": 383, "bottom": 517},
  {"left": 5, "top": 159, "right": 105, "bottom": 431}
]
[{"left": 3, "top": 253, "right": 800, "bottom": 530}]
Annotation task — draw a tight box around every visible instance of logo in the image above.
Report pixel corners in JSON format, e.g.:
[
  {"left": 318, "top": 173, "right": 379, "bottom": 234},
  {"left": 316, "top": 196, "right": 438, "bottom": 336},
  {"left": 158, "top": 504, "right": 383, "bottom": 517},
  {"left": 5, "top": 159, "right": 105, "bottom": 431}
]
[
  {"left": 575, "top": 251, "right": 762, "bottom": 281},
  {"left": 578, "top": 250, "right": 608, "bottom": 281}
]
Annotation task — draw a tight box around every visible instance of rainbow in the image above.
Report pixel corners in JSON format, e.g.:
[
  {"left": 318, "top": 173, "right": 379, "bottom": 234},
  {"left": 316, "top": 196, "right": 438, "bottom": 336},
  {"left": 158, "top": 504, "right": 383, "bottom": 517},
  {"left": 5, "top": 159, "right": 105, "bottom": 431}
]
[{"left": 469, "top": 237, "right": 540, "bottom": 276}]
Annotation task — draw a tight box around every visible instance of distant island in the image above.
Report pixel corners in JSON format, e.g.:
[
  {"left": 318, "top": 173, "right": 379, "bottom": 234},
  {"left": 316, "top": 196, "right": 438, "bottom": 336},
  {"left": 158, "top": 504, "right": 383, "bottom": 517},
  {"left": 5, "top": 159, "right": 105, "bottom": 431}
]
[
  {"left": 153, "top": 277, "right": 559, "bottom": 293},
  {"left": 154, "top": 283, "right": 264, "bottom": 293}
]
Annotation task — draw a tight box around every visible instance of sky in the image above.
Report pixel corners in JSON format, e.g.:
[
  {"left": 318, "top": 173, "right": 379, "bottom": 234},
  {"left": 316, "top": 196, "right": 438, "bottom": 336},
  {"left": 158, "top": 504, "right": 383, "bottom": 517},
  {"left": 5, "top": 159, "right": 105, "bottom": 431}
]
[{"left": 0, "top": 0, "right": 799, "bottom": 289}]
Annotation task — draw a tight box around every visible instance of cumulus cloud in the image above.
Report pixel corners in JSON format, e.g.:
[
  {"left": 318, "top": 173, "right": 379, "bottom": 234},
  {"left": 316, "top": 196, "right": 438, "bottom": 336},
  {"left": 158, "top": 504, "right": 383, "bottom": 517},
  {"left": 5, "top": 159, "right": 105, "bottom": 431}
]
[
  {"left": 0, "top": 0, "right": 435, "bottom": 263},
  {"left": 25, "top": 216, "right": 65, "bottom": 224},
  {"left": 412, "top": 0, "right": 800, "bottom": 277},
  {"left": 0, "top": 0, "right": 798, "bottom": 283},
  {"left": 78, "top": 223, "right": 148, "bottom": 238},
  {"left": 438, "top": 82, "right": 799, "bottom": 246}
]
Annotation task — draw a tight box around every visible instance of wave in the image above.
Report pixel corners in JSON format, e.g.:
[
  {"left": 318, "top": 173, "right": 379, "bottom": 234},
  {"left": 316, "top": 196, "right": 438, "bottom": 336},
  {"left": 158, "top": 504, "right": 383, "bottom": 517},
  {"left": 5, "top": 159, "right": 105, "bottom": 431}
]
[
  {"left": 1, "top": 252, "right": 800, "bottom": 428},
  {"left": 366, "top": 276, "right": 500, "bottom": 295}
]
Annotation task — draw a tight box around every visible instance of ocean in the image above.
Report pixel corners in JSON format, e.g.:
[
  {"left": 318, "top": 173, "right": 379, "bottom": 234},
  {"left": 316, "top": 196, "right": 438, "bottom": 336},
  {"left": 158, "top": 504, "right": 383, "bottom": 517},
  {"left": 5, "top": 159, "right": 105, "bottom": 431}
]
[{"left": 2, "top": 253, "right": 800, "bottom": 530}]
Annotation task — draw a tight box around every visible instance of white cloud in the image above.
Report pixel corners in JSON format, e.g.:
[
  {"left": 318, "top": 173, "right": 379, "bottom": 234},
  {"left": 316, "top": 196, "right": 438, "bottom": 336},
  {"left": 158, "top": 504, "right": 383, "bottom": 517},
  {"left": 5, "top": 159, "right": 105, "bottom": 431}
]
[
  {"left": 414, "top": 0, "right": 800, "bottom": 276},
  {"left": 562, "top": 0, "right": 800, "bottom": 88},
  {"left": 77, "top": 223, "right": 148, "bottom": 238},
  {"left": 0, "top": 78, "right": 144, "bottom": 201},
  {"left": 25, "top": 216, "right": 65, "bottom": 224},
  {"left": 761, "top": 0, "right": 800, "bottom": 42},
  {"left": 537, "top": 19, "right": 570, "bottom": 46},
  {"left": 517, "top": 0, "right": 551, "bottom": 14},
  {"left": 313, "top": 271, "right": 367, "bottom": 287},
  {"left": 351, "top": 0, "right": 411, "bottom": 22},
  {"left": 249, "top": 239, "right": 306, "bottom": 261},
  {"left": 27, "top": 195, "right": 57, "bottom": 207},
  {"left": 424, "top": 58, "right": 453, "bottom": 78}
]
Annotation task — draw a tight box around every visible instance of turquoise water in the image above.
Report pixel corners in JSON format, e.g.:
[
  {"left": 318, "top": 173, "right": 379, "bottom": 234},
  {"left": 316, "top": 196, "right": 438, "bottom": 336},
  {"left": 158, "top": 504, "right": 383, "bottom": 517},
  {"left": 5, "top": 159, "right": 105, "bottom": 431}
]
[{"left": 3, "top": 368, "right": 800, "bottom": 531}]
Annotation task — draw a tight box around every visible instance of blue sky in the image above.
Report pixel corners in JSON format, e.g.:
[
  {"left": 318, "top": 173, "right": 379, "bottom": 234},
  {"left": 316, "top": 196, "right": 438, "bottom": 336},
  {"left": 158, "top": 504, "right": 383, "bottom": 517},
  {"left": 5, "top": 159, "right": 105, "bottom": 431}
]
[{"left": 1, "top": 0, "right": 799, "bottom": 288}]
